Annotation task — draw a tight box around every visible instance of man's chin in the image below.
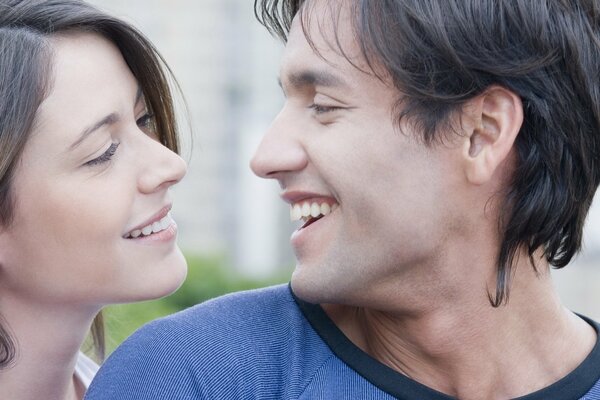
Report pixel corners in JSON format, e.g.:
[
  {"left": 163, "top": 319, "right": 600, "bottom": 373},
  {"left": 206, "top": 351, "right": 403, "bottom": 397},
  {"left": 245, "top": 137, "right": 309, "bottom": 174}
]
[{"left": 290, "top": 268, "right": 345, "bottom": 305}]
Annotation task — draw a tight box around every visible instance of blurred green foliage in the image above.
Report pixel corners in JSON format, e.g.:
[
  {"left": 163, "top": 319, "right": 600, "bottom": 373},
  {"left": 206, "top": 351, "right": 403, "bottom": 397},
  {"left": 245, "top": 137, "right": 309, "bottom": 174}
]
[{"left": 103, "top": 253, "right": 292, "bottom": 354}]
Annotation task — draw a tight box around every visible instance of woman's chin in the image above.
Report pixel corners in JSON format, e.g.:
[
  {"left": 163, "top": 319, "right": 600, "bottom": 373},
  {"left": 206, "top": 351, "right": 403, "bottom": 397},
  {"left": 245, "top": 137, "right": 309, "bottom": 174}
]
[{"left": 123, "top": 250, "right": 188, "bottom": 303}]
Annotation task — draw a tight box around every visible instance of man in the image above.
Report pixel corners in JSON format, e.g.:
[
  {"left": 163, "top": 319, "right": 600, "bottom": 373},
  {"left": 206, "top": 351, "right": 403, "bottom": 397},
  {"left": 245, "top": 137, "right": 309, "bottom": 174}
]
[{"left": 86, "top": 1, "right": 600, "bottom": 399}]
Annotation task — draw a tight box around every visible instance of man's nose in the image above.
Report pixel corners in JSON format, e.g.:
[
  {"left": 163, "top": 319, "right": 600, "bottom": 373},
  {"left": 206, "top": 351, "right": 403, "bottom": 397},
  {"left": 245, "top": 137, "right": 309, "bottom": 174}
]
[{"left": 250, "top": 108, "right": 308, "bottom": 179}]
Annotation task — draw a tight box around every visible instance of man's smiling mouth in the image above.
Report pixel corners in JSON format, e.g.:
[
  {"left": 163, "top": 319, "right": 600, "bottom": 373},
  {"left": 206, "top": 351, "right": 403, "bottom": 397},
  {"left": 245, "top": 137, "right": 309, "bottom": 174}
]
[{"left": 290, "top": 201, "right": 339, "bottom": 229}]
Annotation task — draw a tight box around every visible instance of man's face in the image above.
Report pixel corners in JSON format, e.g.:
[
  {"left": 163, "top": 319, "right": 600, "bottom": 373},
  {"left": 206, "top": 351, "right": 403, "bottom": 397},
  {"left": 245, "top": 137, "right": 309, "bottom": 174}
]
[{"left": 251, "top": 1, "right": 469, "bottom": 308}]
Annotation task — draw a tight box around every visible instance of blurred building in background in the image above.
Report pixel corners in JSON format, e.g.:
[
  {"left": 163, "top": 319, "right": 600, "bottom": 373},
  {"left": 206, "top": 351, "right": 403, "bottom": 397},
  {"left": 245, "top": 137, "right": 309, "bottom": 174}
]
[
  {"left": 89, "top": 0, "right": 295, "bottom": 278},
  {"left": 90, "top": 0, "right": 600, "bottom": 318}
]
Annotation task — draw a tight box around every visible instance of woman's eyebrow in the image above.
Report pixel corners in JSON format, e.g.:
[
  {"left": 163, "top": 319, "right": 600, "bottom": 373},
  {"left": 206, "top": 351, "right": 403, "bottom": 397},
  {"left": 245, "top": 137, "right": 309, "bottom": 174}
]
[
  {"left": 69, "top": 113, "right": 119, "bottom": 150},
  {"left": 69, "top": 86, "right": 143, "bottom": 150}
]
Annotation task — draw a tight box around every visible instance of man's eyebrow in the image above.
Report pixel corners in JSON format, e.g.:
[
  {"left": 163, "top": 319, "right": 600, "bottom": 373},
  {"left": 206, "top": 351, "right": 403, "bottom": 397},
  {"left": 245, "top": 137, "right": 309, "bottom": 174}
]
[
  {"left": 278, "top": 69, "right": 348, "bottom": 91},
  {"left": 70, "top": 113, "right": 119, "bottom": 150},
  {"left": 69, "top": 86, "right": 143, "bottom": 150}
]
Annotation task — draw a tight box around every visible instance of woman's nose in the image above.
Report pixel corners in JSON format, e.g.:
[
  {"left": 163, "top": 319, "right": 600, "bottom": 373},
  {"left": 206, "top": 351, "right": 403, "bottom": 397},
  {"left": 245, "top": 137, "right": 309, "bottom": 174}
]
[{"left": 137, "top": 138, "right": 187, "bottom": 194}]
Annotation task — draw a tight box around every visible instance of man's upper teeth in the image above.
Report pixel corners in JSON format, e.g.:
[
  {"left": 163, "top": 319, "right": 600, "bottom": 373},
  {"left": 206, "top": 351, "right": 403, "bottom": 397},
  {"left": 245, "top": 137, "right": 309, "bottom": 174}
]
[
  {"left": 290, "top": 202, "right": 338, "bottom": 222},
  {"left": 128, "top": 213, "right": 173, "bottom": 238}
]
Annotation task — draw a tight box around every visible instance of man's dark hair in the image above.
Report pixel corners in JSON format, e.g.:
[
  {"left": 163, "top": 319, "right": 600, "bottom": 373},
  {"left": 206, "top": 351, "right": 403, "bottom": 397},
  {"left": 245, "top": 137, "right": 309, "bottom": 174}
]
[{"left": 254, "top": 0, "right": 600, "bottom": 306}]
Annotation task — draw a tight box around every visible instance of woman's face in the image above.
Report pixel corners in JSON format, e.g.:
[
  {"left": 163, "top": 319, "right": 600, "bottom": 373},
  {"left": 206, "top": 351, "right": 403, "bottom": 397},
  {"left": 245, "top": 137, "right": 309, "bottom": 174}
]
[{"left": 0, "top": 32, "right": 188, "bottom": 307}]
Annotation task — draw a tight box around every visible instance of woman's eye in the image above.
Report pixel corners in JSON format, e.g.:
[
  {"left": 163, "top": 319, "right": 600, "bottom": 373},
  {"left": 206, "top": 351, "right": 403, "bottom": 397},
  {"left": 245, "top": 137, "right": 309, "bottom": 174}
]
[
  {"left": 308, "top": 103, "right": 341, "bottom": 114},
  {"left": 136, "top": 112, "right": 155, "bottom": 129},
  {"left": 85, "top": 142, "right": 120, "bottom": 167}
]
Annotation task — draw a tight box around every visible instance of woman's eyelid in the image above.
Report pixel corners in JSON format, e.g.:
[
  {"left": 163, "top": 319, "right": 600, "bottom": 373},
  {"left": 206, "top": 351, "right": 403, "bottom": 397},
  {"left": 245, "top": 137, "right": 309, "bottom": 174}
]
[
  {"left": 84, "top": 142, "right": 120, "bottom": 167},
  {"left": 78, "top": 105, "right": 148, "bottom": 168}
]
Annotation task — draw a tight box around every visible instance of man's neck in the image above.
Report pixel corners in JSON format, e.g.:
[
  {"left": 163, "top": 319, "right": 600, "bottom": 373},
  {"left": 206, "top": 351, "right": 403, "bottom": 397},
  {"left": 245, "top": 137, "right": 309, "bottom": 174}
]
[{"left": 323, "top": 267, "right": 597, "bottom": 400}]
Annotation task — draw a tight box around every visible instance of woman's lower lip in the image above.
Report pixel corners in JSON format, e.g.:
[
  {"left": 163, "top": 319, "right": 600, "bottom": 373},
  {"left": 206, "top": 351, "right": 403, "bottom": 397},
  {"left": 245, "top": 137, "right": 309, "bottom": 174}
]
[{"left": 126, "top": 223, "right": 177, "bottom": 244}]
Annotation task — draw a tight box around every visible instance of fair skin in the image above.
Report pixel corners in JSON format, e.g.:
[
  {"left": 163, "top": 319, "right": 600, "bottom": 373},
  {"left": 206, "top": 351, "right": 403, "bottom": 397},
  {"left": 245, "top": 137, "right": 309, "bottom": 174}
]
[
  {"left": 250, "top": 2, "right": 596, "bottom": 399},
  {"left": 0, "top": 32, "right": 187, "bottom": 400}
]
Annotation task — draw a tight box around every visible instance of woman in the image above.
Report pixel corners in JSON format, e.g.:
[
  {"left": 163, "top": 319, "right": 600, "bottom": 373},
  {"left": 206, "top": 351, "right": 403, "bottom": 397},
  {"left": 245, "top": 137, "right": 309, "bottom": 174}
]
[{"left": 0, "top": 0, "right": 188, "bottom": 398}]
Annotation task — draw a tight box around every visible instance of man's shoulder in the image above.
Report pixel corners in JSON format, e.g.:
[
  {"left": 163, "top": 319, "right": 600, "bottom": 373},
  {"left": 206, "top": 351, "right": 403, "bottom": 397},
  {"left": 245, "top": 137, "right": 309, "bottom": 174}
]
[
  {"left": 86, "top": 284, "right": 336, "bottom": 399},
  {"left": 163, "top": 283, "right": 299, "bottom": 332},
  {"left": 123, "top": 284, "right": 300, "bottom": 351},
  {"left": 181, "top": 282, "right": 296, "bottom": 317}
]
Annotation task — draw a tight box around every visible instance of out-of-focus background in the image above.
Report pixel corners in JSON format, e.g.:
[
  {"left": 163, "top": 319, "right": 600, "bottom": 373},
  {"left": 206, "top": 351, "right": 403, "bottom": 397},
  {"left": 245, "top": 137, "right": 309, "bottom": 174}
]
[{"left": 87, "top": 0, "right": 600, "bottom": 354}]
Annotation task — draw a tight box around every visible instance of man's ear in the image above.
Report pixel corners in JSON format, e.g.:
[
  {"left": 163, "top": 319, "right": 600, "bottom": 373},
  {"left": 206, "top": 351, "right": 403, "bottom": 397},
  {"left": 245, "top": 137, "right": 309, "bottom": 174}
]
[{"left": 461, "top": 86, "right": 523, "bottom": 185}]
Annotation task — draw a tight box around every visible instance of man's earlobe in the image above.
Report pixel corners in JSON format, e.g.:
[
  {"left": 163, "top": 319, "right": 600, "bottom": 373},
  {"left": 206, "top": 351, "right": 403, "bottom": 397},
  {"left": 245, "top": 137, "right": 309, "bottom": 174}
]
[{"left": 462, "top": 86, "right": 523, "bottom": 185}]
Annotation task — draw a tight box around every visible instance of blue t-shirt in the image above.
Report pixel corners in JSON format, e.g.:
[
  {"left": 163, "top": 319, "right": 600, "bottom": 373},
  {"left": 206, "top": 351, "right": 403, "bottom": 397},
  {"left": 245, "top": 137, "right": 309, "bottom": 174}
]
[{"left": 86, "top": 284, "right": 600, "bottom": 399}]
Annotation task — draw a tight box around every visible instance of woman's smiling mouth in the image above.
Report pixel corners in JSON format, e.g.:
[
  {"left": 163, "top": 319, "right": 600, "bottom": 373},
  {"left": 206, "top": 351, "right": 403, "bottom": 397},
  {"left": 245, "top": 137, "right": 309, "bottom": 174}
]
[{"left": 124, "top": 213, "right": 175, "bottom": 239}]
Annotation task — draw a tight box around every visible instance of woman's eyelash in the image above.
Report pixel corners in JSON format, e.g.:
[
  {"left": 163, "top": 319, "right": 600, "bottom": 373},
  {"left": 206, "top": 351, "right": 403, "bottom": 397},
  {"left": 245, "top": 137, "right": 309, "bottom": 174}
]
[
  {"left": 85, "top": 142, "right": 120, "bottom": 167},
  {"left": 136, "top": 112, "right": 155, "bottom": 128}
]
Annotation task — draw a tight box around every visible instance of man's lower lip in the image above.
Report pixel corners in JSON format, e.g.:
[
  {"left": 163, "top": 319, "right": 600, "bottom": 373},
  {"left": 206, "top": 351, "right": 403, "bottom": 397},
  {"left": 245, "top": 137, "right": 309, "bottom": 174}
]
[
  {"left": 290, "top": 214, "right": 328, "bottom": 247},
  {"left": 125, "top": 224, "right": 177, "bottom": 244},
  {"left": 300, "top": 214, "right": 324, "bottom": 229}
]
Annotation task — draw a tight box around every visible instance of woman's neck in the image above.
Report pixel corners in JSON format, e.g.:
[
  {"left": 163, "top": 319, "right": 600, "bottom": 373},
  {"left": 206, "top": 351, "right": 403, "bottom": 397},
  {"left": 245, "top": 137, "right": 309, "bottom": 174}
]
[{"left": 0, "top": 295, "right": 97, "bottom": 400}]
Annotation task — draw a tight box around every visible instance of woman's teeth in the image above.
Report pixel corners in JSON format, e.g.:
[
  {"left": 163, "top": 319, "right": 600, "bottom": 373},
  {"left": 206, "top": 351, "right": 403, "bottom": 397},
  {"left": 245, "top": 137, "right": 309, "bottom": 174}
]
[
  {"left": 290, "top": 202, "right": 338, "bottom": 222},
  {"left": 126, "top": 213, "right": 174, "bottom": 238}
]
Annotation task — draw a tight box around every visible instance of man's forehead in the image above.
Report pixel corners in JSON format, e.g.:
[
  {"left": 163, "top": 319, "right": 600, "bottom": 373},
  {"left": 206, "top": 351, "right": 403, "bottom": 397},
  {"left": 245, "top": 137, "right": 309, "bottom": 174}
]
[{"left": 280, "top": 11, "right": 363, "bottom": 91}]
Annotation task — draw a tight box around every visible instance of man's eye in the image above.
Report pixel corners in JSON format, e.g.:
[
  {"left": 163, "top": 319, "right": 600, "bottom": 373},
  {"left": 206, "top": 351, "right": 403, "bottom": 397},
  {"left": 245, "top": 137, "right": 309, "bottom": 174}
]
[
  {"left": 308, "top": 103, "right": 341, "bottom": 114},
  {"left": 85, "top": 142, "right": 120, "bottom": 167}
]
